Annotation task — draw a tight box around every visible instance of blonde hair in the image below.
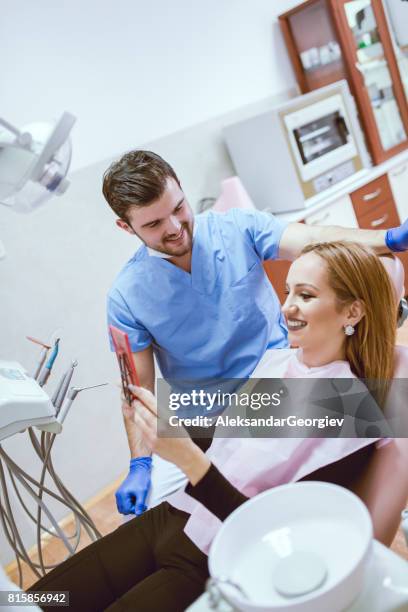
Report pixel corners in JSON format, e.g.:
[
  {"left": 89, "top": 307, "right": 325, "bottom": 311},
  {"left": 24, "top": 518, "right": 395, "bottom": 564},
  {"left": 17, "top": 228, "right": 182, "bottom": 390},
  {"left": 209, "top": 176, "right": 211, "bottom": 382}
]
[{"left": 300, "top": 241, "right": 397, "bottom": 406}]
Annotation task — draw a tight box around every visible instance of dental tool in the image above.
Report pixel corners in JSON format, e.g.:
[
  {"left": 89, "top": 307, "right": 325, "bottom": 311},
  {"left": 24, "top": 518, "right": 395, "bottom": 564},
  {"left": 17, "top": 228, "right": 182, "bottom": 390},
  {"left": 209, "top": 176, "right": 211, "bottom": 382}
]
[
  {"left": 54, "top": 360, "right": 78, "bottom": 413},
  {"left": 57, "top": 382, "right": 108, "bottom": 424},
  {"left": 26, "top": 336, "right": 52, "bottom": 380},
  {"left": 37, "top": 338, "right": 60, "bottom": 387},
  {"left": 51, "top": 371, "right": 68, "bottom": 406}
]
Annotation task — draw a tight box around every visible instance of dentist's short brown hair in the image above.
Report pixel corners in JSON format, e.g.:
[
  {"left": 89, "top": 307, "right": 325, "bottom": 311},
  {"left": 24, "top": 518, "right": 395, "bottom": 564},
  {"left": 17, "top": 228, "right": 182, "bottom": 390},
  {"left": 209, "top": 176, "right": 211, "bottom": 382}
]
[{"left": 102, "top": 150, "right": 181, "bottom": 222}]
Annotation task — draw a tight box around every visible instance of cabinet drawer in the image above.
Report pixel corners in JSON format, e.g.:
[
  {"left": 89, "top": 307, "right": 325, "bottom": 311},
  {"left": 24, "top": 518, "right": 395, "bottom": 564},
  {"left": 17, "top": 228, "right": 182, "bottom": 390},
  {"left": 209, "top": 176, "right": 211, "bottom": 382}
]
[
  {"left": 356, "top": 199, "right": 400, "bottom": 230},
  {"left": 351, "top": 175, "right": 393, "bottom": 219}
]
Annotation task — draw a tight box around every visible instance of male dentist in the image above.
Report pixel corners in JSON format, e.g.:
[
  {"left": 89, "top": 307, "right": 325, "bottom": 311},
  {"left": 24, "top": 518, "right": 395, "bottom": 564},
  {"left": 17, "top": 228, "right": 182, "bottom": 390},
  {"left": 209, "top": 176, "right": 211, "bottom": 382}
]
[{"left": 103, "top": 149, "right": 408, "bottom": 517}]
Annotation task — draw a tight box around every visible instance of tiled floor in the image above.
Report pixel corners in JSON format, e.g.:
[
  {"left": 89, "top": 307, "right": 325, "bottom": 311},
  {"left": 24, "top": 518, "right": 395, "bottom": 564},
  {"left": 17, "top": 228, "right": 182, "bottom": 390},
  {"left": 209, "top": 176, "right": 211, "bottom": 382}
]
[{"left": 6, "top": 320, "right": 408, "bottom": 589}]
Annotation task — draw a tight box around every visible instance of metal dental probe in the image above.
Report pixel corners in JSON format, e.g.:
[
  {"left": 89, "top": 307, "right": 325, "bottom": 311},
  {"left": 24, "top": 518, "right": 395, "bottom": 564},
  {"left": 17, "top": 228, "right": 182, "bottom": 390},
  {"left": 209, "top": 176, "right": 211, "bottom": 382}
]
[{"left": 57, "top": 383, "right": 108, "bottom": 424}]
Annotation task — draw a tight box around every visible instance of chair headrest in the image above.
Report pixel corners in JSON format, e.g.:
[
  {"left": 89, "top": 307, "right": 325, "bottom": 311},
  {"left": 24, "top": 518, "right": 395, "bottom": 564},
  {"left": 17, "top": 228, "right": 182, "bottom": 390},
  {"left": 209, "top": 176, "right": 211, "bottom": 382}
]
[
  {"left": 380, "top": 256, "right": 405, "bottom": 301},
  {"left": 394, "top": 345, "right": 408, "bottom": 378}
]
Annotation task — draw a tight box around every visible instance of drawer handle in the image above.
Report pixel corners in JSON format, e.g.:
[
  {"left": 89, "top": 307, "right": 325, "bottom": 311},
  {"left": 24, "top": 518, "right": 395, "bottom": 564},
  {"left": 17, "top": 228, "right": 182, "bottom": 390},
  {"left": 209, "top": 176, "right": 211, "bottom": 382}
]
[
  {"left": 391, "top": 164, "right": 407, "bottom": 177},
  {"left": 308, "top": 211, "right": 330, "bottom": 225},
  {"left": 363, "top": 188, "right": 382, "bottom": 201},
  {"left": 370, "top": 213, "right": 389, "bottom": 228}
]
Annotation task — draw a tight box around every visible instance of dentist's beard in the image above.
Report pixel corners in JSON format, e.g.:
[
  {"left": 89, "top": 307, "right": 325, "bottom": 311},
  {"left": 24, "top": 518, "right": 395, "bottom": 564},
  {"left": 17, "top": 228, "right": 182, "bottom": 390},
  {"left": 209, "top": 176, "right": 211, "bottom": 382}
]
[{"left": 158, "top": 223, "right": 193, "bottom": 257}]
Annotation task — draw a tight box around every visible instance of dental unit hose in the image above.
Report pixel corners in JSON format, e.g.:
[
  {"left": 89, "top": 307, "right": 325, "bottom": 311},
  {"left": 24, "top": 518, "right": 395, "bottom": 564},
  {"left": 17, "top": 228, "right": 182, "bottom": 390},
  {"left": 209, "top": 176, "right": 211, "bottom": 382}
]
[{"left": 2, "top": 333, "right": 108, "bottom": 586}]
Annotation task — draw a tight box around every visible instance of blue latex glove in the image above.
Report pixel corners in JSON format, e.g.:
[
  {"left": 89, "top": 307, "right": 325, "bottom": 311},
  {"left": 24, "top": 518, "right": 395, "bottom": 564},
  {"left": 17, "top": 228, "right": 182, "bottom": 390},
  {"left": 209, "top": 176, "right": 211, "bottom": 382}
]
[
  {"left": 115, "top": 456, "right": 152, "bottom": 516},
  {"left": 385, "top": 219, "right": 408, "bottom": 252}
]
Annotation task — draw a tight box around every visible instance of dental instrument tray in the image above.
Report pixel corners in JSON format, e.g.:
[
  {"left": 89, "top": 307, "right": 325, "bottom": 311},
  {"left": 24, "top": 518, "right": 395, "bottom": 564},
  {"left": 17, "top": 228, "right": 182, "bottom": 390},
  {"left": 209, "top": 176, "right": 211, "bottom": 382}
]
[
  {"left": 109, "top": 325, "right": 140, "bottom": 403},
  {"left": 0, "top": 361, "right": 60, "bottom": 441}
]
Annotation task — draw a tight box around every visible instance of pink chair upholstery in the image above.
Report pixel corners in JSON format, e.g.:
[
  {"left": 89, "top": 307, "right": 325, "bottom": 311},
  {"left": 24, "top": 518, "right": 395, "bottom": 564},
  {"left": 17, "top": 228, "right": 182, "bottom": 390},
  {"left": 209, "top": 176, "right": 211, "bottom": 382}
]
[{"left": 212, "top": 177, "right": 256, "bottom": 213}]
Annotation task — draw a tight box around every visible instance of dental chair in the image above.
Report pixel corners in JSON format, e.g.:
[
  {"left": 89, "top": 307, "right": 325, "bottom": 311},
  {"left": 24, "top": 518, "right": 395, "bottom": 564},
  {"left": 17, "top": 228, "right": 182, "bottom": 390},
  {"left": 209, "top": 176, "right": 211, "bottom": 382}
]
[
  {"left": 149, "top": 255, "right": 408, "bottom": 546},
  {"left": 307, "top": 256, "right": 408, "bottom": 547},
  {"left": 352, "top": 256, "right": 408, "bottom": 546}
]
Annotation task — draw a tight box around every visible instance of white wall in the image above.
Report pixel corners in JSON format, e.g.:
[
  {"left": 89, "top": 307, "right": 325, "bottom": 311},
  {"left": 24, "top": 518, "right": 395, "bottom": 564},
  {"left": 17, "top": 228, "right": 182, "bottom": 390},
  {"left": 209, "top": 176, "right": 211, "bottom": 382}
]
[
  {"left": 1, "top": 0, "right": 299, "bottom": 170},
  {"left": 0, "top": 0, "right": 301, "bottom": 566}
]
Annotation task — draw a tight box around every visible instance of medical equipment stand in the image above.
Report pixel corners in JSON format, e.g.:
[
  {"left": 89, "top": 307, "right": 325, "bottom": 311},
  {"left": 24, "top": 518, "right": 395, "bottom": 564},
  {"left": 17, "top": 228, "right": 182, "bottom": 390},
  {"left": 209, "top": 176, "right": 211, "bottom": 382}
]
[{"left": 0, "top": 340, "right": 107, "bottom": 587}]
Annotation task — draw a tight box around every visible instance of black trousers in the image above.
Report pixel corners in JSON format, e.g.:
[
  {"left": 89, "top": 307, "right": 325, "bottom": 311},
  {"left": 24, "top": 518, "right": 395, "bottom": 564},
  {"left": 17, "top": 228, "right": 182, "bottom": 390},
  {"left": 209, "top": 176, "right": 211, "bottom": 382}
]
[{"left": 31, "top": 503, "right": 209, "bottom": 612}]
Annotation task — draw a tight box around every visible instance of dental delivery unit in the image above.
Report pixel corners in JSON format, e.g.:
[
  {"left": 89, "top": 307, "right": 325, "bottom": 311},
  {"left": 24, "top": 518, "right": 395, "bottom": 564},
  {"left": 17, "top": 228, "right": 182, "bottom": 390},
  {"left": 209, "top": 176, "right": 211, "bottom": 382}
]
[{"left": 0, "top": 334, "right": 107, "bottom": 585}]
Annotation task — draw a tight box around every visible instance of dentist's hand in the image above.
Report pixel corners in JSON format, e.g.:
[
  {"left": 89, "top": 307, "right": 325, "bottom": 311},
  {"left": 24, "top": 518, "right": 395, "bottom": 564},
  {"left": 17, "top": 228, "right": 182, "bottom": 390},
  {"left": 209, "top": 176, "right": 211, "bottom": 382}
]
[
  {"left": 115, "top": 456, "right": 152, "bottom": 516},
  {"left": 386, "top": 219, "right": 408, "bottom": 252},
  {"left": 129, "top": 385, "right": 210, "bottom": 486}
]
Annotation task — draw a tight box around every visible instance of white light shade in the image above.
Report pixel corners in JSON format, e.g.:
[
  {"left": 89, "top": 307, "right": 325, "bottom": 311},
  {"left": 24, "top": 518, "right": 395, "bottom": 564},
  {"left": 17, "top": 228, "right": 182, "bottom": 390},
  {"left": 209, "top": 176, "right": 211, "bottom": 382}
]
[{"left": 0, "top": 112, "right": 76, "bottom": 213}]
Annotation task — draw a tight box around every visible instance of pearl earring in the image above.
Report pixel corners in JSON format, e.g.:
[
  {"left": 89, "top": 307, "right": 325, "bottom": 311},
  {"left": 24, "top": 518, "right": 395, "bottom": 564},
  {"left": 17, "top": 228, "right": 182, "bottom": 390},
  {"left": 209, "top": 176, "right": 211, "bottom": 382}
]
[{"left": 344, "top": 324, "right": 355, "bottom": 336}]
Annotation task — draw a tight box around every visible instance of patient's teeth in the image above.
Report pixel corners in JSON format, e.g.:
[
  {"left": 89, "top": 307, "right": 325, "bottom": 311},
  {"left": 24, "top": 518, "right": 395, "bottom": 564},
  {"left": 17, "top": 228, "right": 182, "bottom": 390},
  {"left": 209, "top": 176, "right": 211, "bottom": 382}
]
[{"left": 288, "top": 320, "right": 307, "bottom": 329}]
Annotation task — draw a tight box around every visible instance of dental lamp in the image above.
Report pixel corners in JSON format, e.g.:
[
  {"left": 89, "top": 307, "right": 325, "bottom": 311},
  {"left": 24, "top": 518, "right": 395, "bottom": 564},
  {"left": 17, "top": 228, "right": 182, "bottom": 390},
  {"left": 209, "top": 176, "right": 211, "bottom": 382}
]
[{"left": 0, "top": 112, "right": 76, "bottom": 258}]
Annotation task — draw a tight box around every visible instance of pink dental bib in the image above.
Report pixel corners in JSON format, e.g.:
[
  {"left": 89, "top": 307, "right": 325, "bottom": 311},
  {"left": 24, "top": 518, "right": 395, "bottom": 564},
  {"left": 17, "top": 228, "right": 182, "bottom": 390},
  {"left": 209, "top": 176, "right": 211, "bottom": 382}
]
[{"left": 168, "top": 349, "right": 379, "bottom": 554}]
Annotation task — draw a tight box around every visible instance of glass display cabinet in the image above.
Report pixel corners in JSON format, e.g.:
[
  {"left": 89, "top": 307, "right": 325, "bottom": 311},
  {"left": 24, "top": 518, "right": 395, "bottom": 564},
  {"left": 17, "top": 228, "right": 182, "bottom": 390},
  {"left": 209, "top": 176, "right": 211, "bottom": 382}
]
[
  {"left": 383, "top": 0, "right": 408, "bottom": 102},
  {"left": 279, "top": 0, "right": 408, "bottom": 165}
]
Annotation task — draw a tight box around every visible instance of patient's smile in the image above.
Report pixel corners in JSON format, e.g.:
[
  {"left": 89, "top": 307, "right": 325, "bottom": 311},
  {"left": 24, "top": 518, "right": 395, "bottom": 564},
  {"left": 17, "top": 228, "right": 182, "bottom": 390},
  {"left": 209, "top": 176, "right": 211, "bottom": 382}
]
[
  {"left": 287, "top": 319, "right": 307, "bottom": 330},
  {"left": 282, "top": 252, "right": 356, "bottom": 366}
]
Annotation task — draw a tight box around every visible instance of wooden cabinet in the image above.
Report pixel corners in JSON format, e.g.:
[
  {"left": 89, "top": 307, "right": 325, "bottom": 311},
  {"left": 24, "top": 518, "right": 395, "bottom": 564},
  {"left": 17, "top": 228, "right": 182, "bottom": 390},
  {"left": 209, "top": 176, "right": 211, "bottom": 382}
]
[
  {"left": 351, "top": 174, "right": 398, "bottom": 227},
  {"left": 279, "top": 0, "right": 348, "bottom": 92},
  {"left": 383, "top": 0, "right": 408, "bottom": 103},
  {"left": 350, "top": 174, "right": 393, "bottom": 216},
  {"left": 350, "top": 172, "right": 408, "bottom": 285},
  {"left": 355, "top": 197, "right": 400, "bottom": 229},
  {"left": 279, "top": 0, "right": 408, "bottom": 165}
]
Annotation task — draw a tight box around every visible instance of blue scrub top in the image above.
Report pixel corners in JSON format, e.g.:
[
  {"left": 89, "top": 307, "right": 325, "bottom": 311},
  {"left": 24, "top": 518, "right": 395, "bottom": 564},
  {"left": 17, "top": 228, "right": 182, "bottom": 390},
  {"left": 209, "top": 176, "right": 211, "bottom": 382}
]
[{"left": 107, "top": 208, "right": 289, "bottom": 380}]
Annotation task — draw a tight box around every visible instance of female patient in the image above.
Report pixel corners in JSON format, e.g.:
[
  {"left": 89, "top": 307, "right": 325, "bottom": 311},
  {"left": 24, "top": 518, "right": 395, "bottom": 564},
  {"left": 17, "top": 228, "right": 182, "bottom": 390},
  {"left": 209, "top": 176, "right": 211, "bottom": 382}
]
[{"left": 32, "top": 242, "right": 407, "bottom": 612}]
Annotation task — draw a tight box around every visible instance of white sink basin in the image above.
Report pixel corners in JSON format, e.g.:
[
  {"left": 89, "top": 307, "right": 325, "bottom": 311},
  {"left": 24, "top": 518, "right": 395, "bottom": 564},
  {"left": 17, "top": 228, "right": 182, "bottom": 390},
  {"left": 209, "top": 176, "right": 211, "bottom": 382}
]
[{"left": 209, "top": 481, "right": 373, "bottom": 612}]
